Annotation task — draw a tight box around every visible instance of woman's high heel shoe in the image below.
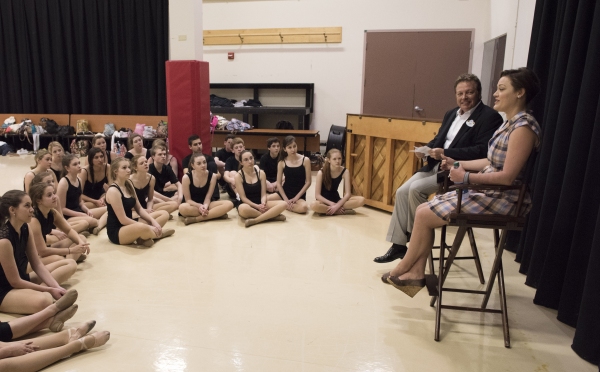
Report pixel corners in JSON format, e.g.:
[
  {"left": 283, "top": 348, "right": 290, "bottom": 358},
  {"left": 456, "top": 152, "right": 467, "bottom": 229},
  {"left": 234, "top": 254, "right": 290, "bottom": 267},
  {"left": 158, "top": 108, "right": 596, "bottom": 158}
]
[
  {"left": 386, "top": 276, "right": 426, "bottom": 298},
  {"left": 381, "top": 272, "right": 392, "bottom": 284}
]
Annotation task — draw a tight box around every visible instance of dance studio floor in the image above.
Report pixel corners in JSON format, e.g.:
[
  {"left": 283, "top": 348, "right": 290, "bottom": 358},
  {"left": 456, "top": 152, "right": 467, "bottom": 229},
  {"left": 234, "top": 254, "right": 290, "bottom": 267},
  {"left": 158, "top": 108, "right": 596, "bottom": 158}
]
[{"left": 0, "top": 154, "right": 594, "bottom": 372}]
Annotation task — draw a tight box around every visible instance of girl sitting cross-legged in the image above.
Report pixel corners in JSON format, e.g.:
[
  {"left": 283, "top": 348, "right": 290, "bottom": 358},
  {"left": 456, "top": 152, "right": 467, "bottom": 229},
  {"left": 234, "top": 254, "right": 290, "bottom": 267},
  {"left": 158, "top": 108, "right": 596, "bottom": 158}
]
[
  {"left": 56, "top": 155, "right": 107, "bottom": 235},
  {"left": 236, "top": 150, "right": 287, "bottom": 228},
  {"left": 31, "top": 172, "right": 90, "bottom": 238},
  {"left": 28, "top": 182, "right": 90, "bottom": 264},
  {"left": 105, "top": 157, "right": 174, "bottom": 247},
  {"left": 310, "top": 149, "right": 365, "bottom": 215},
  {"left": 80, "top": 148, "right": 112, "bottom": 211},
  {"left": 268, "top": 136, "right": 312, "bottom": 214},
  {"left": 0, "top": 190, "right": 77, "bottom": 315},
  {"left": 179, "top": 153, "right": 234, "bottom": 225},
  {"left": 129, "top": 155, "right": 178, "bottom": 216}
]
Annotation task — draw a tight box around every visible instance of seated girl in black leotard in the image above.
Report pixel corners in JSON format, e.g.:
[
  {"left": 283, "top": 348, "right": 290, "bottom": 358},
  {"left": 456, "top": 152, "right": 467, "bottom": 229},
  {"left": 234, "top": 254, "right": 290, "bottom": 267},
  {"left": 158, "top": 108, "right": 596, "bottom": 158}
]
[
  {"left": 0, "top": 190, "right": 77, "bottom": 315},
  {"left": 56, "top": 154, "right": 107, "bottom": 235},
  {"left": 179, "top": 153, "right": 234, "bottom": 225},
  {"left": 91, "top": 133, "right": 117, "bottom": 165},
  {"left": 23, "top": 149, "right": 58, "bottom": 194},
  {"left": 124, "top": 134, "right": 150, "bottom": 161},
  {"left": 80, "top": 148, "right": 112, "bottom": 209},
  {"left": 267, "top": 136, "right": 312, "bottom": 214},
  {"left": 28, "top": 183, "right": 90, "bottom": 264},
  {"left": 310, "top": 149, "right": 365, "bottom": 215},
  {"left": 31, "top": 172, "right": 90, "bottom": 238},
  {"left": 48, "top": 141, "right": 65, "bottom": 181},
  {"left": 129, "top": 155, "right": 178, "bottom": 216},
  {"left": 105, "top": 158, "right": 174, "bottom": 247},
  {"left": 236, "top": 150, "right": 287, "bottom": 228}
]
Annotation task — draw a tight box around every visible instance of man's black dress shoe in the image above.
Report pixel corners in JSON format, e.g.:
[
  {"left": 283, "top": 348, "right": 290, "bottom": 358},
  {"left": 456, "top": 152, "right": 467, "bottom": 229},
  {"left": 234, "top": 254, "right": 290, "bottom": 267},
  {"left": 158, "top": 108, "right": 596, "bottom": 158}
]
[{"left": 373, "top": 244, "right": 408, "bottom": 263}]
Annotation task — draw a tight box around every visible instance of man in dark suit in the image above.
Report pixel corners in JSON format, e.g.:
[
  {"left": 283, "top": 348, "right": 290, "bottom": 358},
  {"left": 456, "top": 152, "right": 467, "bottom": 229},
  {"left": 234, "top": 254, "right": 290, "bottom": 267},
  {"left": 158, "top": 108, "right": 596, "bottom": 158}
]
[{"left": 374, "top": 73, "right": 503, "bottom": 263}]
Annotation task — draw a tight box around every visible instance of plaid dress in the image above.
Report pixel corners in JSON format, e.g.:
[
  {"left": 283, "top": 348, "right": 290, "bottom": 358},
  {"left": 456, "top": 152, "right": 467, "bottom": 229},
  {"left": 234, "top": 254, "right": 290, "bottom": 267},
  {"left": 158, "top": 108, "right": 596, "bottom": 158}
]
[{"left": 428, "top": 111, "right": 541, "bottom": 220}]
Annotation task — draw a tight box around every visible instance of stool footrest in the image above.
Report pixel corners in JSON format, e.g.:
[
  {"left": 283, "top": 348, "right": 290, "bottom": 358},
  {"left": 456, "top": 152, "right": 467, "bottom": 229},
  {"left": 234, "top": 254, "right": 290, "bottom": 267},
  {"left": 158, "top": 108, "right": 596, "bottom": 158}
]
[
  {"left": 442, "top": 288, "right": 487, "bottom": 294},
  {"left": 441, "top": 305, "right": 502, "bottom": 314}
]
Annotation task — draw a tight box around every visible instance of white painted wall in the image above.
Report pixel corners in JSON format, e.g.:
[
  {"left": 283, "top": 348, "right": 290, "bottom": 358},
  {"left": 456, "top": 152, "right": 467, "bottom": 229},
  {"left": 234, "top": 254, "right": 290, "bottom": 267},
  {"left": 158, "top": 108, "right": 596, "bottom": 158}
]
[
  {"left": 490, "top": 0, "right": 536, "bottom": 69},
  {"left": 169, "top": 0, "right": 203, "bottom": 60},
  {"left": 190, "top": 0, "right": 535, "bottom": 141}
]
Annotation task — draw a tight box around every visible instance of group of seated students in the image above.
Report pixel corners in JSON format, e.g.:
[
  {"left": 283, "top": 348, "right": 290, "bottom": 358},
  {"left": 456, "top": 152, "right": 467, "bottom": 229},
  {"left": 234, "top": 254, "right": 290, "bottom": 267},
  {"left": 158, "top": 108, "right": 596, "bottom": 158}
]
[{"left": 0, "top": 130, "right": 365, "bottom": 369}]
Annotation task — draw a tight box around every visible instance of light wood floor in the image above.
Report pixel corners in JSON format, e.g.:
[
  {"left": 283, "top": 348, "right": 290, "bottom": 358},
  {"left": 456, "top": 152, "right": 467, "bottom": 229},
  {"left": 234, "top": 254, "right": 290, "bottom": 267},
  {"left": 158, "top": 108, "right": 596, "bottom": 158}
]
[{"left": 0, "top": 154, "right": 594, "bottom": 371}]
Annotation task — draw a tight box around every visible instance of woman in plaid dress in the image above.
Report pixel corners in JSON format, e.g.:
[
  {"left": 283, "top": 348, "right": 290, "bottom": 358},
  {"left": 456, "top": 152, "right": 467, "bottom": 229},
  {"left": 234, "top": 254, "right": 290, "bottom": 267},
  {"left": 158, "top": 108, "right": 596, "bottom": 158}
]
[{"left": 382, "top": 68, "right": 542, "bottom": 297}]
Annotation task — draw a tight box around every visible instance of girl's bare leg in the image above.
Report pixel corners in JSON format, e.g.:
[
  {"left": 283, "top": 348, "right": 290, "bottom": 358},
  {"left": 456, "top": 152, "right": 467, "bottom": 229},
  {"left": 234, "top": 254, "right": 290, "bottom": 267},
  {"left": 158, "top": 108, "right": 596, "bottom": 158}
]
[
  {"left": 343, "top": 196, "right": 365, "bottom": 210},
  {"left": 243, "top": 201, "right": 287, "bottom": 227},
  {"left": 153, "top": 201, "right": 179, "bottom": 214},
  {"left": 89, "top": 209, "right": 108, "bottom": 234},
  {"left": 29, "top": 260, "right": 77, "bottom": 286},
  {"left": 183, "top": 201, "right": 234, "bottom": 224},
  {"left": 117, "top": 223, "right": 158, "bottom": 245},
  {"left": 68, "top": 219, "right": 89, "bottom": 234},
  {"left": 0, "top": 289, "right": 54, "bottom": 315},
  {"left": 290, "top": 199, "right": 309, "bottom": 214}
]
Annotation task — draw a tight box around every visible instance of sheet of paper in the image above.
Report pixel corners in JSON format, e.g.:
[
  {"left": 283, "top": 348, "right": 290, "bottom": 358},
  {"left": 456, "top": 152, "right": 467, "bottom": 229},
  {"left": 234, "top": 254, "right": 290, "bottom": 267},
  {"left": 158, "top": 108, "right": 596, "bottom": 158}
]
[{"left": 409, "top": 145, "right": 431, "bottom": 155}]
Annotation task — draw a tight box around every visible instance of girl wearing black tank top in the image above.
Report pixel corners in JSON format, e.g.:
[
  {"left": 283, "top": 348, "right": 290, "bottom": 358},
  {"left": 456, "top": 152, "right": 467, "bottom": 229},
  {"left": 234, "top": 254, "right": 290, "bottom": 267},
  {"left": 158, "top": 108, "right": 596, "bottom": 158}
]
[
  {"left": 236, "top": 150, "right": 287, "bottom": 228},
  {"left": 105, "top": 158, "right": 174, "bottom": 247},
  {"left": 80, "top": 148, "right": 112, "bottom": 209},
  {"left": 310, "top": 149, "right": 365, "bottom": 215},
  {"left": 49, "top": 141, "right": 65, "bottom": 181},
  {"left": 130, "top": 155, "right": 178, "bottom": 215},
  {"left": 0, "top": 190, "right": 77, "bottom": 315},
  {"left": 28, "top": 183, "right": 90, "bottom": 264},
  {"left": 91, "top": 134, "right": 117, "bottom": 165},
  {"left": 31, "top": 172, "right": 91, "bottom": 239},
  {"left": 24, "top": 149, "right": 58, "bottom": 194},
  {"left": 57, "top": 155, "right": 107, "bottom": 235},
  {"left": 180, "top": 154, "right": 234, "bottom": 225},
  {"left": 268, "top": 136, "right": 312, "bottom": 214}
]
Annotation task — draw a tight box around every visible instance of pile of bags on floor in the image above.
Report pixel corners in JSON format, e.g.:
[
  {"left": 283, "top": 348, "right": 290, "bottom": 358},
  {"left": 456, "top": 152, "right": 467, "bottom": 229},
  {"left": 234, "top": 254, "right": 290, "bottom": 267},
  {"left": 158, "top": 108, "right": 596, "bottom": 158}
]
[{"left": 210, "top": 113, "right": 251, "bottom": 132}]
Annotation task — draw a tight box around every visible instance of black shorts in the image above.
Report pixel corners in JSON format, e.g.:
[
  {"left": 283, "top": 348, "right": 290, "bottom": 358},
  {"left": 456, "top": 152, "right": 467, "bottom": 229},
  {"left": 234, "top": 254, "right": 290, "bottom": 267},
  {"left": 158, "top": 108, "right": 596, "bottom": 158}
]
[{"left": 0, "top": 322, "right": 13, "bottom": 341}]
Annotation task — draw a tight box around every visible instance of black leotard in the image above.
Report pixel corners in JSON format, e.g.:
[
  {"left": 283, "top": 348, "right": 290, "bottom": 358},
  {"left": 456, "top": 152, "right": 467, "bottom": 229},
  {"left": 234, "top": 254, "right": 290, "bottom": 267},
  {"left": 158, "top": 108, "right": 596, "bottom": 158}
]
[
  {"left": 51, "top": 167, "right": 62, "bottom": 181},
  {"left": 64, "top": 177, "right": 84, "bottom": 217},
  {"left": 281, "top": 156, "right": 307, "bottom": 200},
  {"left": 133, "top": 175, "right": 152, "bottom": 209},
  {"left": 0, "top": 223, "right": 31, "bottom": 306},
  {"left": 106, "top": 183, "right": 137, "bottom": 244},
  {"left": 187, "top": 170, "right": 214, "bottom": 204},
  {"left": 34, "top": 208, "right": 55, "bottom": 243},
  {"left": 82, "top": 167, "right": 108, "bottom": 200},
  {"left": 321, "top": 168, "right": 346, "bottom": 203},
  {"left": 241, "top": 167, "right": 262, "bottom": 205}
]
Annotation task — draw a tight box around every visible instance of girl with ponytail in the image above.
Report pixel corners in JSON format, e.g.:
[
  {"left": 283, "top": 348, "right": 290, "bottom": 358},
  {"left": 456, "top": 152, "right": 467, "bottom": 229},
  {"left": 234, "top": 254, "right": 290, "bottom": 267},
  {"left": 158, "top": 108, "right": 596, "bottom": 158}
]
[{"left": 310, "top": 149, "right": 365, "bottom": 215}]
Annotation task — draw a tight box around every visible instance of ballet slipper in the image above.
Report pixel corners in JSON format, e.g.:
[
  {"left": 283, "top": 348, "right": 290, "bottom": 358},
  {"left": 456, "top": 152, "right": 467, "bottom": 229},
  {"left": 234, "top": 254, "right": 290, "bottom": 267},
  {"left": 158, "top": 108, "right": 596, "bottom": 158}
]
[
  {"left": 67, "top": 320, "right": 97, "bottom": 342},
  {"left": 156, "top": 228, "right": 175, "bottom": 239},
  {"left": 77, "top": 331, "right": 111, "bottom": 351},
  {"left": 49, "top": 304, "right": 78, "bottom": 332},
  {"left": 54, "top": 289, "right": 78, "bottom": 311},
  {"left": 136, "top": 237, "right": 154, "bottom": 247},
  {"left": 183, "top": 217, "right": 198, "bottom": 225}
]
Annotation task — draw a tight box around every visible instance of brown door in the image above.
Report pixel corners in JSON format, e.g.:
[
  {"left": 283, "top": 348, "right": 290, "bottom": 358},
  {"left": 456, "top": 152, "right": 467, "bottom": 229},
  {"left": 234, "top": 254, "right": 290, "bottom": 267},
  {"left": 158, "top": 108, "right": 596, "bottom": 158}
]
[{"left": 362, "top": 30, "right": 472, "bottom": 121}]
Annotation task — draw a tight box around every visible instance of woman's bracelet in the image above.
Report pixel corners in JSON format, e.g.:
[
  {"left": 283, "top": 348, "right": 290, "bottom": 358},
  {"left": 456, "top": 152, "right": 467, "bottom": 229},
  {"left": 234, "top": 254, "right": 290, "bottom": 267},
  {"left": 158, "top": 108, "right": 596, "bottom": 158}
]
[{"left": 464, "top": 171, "right": 471, "bottom": 185}]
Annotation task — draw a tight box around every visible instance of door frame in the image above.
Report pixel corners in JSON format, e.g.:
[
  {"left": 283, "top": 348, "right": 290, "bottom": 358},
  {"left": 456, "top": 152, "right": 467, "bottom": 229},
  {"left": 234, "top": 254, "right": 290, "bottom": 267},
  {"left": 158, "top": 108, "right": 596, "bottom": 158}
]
[{"left": 360, "top": 29, "right": 475, "bottom": 116}]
